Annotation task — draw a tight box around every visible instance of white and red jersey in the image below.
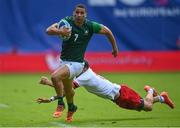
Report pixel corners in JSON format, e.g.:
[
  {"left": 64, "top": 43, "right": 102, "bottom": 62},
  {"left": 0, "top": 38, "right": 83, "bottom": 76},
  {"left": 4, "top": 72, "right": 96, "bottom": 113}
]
[{"left": 74, "top": 68, "right": 121, "bottom": 100}]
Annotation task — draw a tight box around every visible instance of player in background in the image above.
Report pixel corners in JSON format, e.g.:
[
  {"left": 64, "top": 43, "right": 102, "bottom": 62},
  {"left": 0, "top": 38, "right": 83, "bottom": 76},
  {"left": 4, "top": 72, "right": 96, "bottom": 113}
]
[
  {"left": 46, "top": 3, "right": 118, "bottom": 121},
  {"left": 37, "top": 61, "right": 175, "bottom": 122}
]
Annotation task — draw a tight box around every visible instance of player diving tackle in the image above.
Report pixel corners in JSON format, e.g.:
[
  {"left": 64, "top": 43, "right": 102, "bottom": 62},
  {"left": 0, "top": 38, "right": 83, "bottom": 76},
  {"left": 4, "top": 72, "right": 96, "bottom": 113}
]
[{"left": 36, "top": 60, "right": 175, "bottom": 121}]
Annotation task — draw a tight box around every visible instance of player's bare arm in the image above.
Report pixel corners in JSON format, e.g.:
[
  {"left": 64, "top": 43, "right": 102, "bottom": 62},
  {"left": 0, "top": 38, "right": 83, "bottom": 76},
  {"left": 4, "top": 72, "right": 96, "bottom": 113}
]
[
  {"left": 39, "top": 76, "right": 54, "bottom": 87},
  {"left": 46, "top": 23, "right": 71, "bottom": 37},
  {"left": 36, "top": 98, "right": 51, "bottom": 104},
  {"left": 99, "top": 25, "right": 118, "bottom": 57},
  {"left": 36, "top": 95, "right": 59, "bottom": 104}
]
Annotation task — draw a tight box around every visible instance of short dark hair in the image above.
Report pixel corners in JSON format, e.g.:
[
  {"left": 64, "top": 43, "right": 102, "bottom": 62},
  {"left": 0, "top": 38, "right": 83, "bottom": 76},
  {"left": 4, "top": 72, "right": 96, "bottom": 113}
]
[{"left": 75, "top": 4, "right": 87, "bottom": 11}]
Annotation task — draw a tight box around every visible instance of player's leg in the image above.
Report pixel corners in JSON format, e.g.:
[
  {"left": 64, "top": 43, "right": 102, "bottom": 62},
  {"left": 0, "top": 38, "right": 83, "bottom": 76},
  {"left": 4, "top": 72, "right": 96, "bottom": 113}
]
[
  {"left": 61, "top": 62, "right": 84, "bottom": 122},
  {"left": 63, "top": 79, "right": 77, "bottom": 122},
  {"left": 144, "top": 85, "right": 160, "bottom": 104},
  {"left": 144, "top": 85, "right": 174, "bottom": 109},
  {"left": 63, "top": 79, "right": 74, "bottom": 104},
  {"left": 143, "top": 91, "right": 154, "bottom": 111},
  {"left": 143, "top": 85, "right": 160, "bottom": 111},
  {"left": 153, "top": 92, "right": 175, "bottom": 109},
  {"left": 51, "top": 65, "right": 69, "bottom": 118},
  {"left": 144, "top": 85, "right": 158, "bottom": 97}
]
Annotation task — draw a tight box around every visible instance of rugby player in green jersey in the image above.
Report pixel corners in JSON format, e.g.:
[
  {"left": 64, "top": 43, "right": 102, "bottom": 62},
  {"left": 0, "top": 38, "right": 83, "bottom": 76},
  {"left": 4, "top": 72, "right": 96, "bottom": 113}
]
[{"left": 46, "top": 3, "right": 118, "bottom": 122}]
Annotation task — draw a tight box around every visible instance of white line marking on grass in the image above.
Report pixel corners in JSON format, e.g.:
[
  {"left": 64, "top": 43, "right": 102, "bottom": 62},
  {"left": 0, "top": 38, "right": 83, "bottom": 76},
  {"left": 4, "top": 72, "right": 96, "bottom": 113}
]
[
  {"left": 0, "top": 103, "right": 9, "bottom": 108},
  {"left": 49, "top": 121, "right": 75, "bottom": 127}
]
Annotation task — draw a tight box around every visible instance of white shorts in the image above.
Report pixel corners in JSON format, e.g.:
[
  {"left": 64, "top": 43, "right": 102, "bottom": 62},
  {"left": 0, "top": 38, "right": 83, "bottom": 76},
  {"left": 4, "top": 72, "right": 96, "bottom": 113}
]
[{"left": 59, "top": 59, "right": 85, "bottom": 79}]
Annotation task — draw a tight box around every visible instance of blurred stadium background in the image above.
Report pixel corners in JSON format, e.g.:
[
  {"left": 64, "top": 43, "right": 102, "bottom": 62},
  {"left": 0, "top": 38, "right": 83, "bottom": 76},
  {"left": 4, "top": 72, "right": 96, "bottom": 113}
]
[{"left": 0, "top": 0, "right": 180, "bottom": 127}]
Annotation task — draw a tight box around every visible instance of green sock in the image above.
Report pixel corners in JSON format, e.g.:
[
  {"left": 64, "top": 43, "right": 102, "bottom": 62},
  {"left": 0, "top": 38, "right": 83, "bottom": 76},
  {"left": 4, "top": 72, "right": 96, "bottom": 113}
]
[
  {"left": 68, "top": 103, "right": 77, "bottom": 111},
  {"left": 57, "top": 96, "right": 64, "bottom": 106}
]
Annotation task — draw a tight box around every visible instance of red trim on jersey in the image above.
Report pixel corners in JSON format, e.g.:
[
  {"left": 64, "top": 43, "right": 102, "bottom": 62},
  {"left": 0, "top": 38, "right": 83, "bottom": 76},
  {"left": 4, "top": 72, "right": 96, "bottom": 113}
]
[{"left": 72, "top": 81, "right": 80, "bottom": 89}]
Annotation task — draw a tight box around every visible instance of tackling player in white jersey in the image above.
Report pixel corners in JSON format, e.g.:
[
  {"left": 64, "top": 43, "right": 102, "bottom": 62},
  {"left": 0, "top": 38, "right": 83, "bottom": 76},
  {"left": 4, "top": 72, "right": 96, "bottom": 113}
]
[{"left": 37, "top": 61, "right": 175, "bottom": 121}]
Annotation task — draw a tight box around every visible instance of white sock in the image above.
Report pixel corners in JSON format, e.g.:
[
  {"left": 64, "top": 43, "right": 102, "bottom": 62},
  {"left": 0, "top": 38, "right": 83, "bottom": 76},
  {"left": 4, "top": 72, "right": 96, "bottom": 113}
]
[
  {"left": 159, "top": 96, "right": 164, "bottom": 103},
  {"left": 148, "top": 88, "right": 154, "bottom": 95}
]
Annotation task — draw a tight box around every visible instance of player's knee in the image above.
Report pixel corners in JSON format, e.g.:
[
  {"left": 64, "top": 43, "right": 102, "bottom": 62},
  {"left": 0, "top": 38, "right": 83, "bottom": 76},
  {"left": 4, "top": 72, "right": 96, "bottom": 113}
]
[
  {"left": 144, "top": 97, "right": 153, "bottom": 103},
  {"left": 144, "top": 101, "right": 153, "bottom": 111},
  {"left": 144, "top": 106, "right": 152, "bottom": 111}
]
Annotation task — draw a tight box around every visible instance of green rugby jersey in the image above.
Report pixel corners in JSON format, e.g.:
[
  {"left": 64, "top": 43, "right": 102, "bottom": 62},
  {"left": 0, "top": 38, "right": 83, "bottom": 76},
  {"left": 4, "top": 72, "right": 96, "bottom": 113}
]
[{"left": 60, "top": 16, "right": 101, "bottom": 62}]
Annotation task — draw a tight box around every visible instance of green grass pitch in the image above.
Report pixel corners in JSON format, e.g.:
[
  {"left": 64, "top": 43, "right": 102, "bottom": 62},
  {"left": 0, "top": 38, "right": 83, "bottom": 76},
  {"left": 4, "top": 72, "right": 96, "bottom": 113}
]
[{"left": 0, "top": 72, "right": 180, "bottom": 127}]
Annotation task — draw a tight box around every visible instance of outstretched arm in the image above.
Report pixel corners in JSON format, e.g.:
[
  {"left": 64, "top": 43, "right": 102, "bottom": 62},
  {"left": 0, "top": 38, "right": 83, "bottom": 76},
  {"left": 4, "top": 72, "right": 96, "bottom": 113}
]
[
  {"left": 36, "top": 96, "right": 58, "bottom": 104},
  {"left": 39, "top": 76, "right": 79, "bottom": 89},
  {"left": 36, "top": 98, "right": 51, "bottom": 103},
  {"left": 39, "top": 76, "right": 54, "bottom": 87},
  {"left": 99, "top": 25, "right": 118, "bottom": 57}
]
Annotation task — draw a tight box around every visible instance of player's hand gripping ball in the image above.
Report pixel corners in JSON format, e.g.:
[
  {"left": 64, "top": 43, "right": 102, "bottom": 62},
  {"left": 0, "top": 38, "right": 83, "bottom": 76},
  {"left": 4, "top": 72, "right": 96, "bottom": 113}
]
[{"left": 57, "top": 19, "right": 72, "bottom": 41}]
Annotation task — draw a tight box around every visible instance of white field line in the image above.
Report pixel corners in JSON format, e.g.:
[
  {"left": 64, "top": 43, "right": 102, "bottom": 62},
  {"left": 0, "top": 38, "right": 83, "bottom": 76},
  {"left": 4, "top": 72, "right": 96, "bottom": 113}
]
[{"left": 49, "top": 121, "right": 75, "bottom": 127}]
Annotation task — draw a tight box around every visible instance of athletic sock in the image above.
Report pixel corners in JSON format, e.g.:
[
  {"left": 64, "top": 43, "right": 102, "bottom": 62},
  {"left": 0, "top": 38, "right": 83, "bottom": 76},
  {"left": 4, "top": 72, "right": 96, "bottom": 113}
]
[
  {"left": 57, "top": 96, "right": 65, "bottom": 106},
  {"left": 159, "top": 96, "right": 165, "bottom": 103},
  {"left": 68, "top": 103, "right": 77, "bottom": 111},
  {"left": 148, "top": 88, "right": 154, "bottom": 95}
]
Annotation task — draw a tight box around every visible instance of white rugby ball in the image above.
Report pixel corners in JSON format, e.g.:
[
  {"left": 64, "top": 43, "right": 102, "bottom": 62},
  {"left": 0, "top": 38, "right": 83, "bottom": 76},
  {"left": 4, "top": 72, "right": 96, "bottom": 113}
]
[{"left": 57, "top": 19, "right": 72, "bottom": 41}]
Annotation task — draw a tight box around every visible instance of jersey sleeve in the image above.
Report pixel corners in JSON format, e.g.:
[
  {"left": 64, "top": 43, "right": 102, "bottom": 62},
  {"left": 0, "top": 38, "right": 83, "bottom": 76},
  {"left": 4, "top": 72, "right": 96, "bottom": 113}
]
[
  {"left": 92, "top": 21, "right": 102, "bottom": 33},
  {"left": 57, "top": 17, "right": 66, "bottom": 25},
  {"left": 59, "top": 16, "right": 71, "bottom": 23},
  {"left": 64, "top": 16, "right": 71, "bottom": 21}
]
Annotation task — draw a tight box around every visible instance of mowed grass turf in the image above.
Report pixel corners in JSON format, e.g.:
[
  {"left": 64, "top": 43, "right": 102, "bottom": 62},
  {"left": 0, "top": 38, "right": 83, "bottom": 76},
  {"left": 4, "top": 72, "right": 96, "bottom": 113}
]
[{"left": 0, "top": 72, "right": 179, "bottom": 127}]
